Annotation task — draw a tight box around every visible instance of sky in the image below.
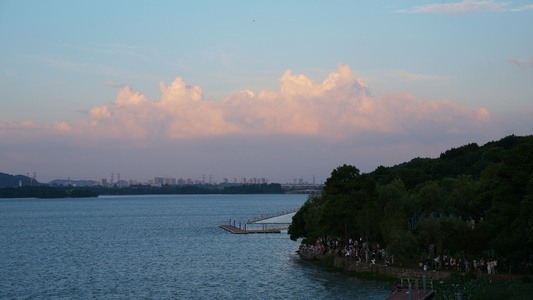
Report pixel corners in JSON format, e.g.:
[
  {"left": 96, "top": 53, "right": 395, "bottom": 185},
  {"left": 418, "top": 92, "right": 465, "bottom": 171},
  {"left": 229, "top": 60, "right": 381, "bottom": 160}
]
[{"left": 1, "top": 0, "right": 532, "bottom": 184}]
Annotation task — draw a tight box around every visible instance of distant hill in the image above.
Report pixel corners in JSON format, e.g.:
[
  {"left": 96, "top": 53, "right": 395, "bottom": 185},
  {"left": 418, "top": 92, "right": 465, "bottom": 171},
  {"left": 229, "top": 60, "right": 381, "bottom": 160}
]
[{"left": 0, "top": 172, "right": 40, "bottom": 187}]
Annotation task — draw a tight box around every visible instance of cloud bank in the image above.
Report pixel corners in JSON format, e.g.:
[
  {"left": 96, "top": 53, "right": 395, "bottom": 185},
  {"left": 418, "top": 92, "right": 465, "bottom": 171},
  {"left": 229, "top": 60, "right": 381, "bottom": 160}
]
[
  {"left": 5, "top": 64, "right": 526, "bottom": 181},
  {"left": 49, "top": 64, "right": 489, "bottom": 142}
]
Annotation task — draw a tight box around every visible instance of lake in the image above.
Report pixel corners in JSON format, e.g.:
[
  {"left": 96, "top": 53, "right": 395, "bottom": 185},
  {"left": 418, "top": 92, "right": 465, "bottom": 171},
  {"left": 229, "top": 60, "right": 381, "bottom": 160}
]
[{"left": 0, "top": 194, "right": 391, "bottom": 299}]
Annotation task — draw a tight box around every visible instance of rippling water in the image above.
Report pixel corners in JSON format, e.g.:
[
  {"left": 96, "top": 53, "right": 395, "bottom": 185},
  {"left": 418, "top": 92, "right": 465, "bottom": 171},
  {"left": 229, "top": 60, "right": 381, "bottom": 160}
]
[{"left": 0, "top": 194, "right": 391, "bottom": 299}]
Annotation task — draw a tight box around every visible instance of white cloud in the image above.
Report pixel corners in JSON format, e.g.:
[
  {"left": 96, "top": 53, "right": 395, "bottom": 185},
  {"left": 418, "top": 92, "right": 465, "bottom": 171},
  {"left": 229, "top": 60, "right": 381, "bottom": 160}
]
[
  {"left": 396, "top": 1, "right": 533, "bottom": 14},
  {"left": 508, "top": 4, "right": 533, "bottom": 11}
]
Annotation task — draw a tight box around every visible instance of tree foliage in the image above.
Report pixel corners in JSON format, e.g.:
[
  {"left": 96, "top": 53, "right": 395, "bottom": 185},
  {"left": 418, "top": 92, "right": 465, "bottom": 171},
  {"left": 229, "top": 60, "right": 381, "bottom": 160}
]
[{"left": 290, "top": 135, "right": 533, "bottom": 272}]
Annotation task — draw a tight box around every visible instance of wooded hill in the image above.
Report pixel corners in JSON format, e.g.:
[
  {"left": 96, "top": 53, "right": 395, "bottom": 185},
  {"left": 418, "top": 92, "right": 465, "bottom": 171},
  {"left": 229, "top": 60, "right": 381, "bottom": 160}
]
[
  {"left": 0, "top": 173, "right": 39, "bottom": 187},
  {"left": 289, "top": 134, "right": 533, "bottom": 272}
]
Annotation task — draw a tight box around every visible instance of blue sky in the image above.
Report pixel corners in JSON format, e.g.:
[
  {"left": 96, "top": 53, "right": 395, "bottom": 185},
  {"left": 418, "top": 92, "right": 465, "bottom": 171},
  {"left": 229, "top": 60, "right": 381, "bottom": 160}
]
[{"left": 1, "top": 1, "right": 532, "bottom": 183}]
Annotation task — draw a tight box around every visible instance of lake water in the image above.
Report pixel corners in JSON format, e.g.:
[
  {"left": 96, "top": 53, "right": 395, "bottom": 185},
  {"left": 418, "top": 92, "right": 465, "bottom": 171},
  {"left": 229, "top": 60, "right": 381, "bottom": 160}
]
[{"left": 0, "top": 194, "right": 391, "bottom": 299}]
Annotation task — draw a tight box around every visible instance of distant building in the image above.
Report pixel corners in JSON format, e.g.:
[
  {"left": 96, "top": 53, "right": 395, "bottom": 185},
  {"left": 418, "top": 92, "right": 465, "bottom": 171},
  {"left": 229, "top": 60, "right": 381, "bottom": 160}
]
[
  {"left": 152, "top": 177, "right": 176, "bottom": 185},
  {"left": 152, "top": 177, "right": 165, "bottom": 185}
]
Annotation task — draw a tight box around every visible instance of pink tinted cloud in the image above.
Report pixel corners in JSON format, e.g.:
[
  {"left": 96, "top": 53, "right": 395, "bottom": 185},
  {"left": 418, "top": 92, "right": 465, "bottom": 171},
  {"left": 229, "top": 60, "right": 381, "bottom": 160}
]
[
  {"left": 56, "top": 64, "right": 489, "bottom": 142},
  {"left": 1, "top": 121, "right": 38, "bottom": 128},
  {"left": 508, "top": 57, "right": 533, "bottom": 68},
  {"left": 0, "top": 120, "right": 40, "bottom": 131},
  {"left": 0, "top": 121, "right": 49, "bottom": 149}
]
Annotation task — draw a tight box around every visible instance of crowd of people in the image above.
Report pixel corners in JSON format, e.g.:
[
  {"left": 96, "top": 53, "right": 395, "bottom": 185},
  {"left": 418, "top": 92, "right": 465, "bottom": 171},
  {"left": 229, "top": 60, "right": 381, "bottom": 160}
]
[
  {"left": 419, "top": 254, "right": 502, "bottom": 274},
  {"left": 299, "top": 238, "right": 509, "bottom": 276},
  {"left": 299, "top": 237, "right": 391, "bottom": 266}
]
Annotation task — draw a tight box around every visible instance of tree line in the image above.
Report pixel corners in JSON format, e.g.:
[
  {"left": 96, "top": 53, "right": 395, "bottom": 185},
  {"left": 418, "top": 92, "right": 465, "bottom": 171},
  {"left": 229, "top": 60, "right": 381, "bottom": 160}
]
[
  {"left": 289, "top": 134, "right": 533, "bottom": 273},
  {"left": 0, "top": 183, "right": 285, "bottom": 198}
]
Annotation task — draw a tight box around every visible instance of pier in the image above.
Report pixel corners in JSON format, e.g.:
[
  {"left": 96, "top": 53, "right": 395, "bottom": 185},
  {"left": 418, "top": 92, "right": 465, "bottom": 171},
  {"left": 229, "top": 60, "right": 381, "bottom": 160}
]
[
  {"left": 385, "top": 289, "right": 434, "bottom": 300},
  {"left": 385, "top": 278, "right": 435, "bottom": 300},
  {"left": 219, "top": 223, "right": 284, "bottom": 234},
  {"left": 219, "top": 210, "right": 297, "bottom": 234}
]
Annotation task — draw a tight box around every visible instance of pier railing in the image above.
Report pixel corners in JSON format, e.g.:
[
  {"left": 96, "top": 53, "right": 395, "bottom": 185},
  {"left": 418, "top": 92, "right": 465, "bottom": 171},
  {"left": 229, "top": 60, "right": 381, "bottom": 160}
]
[
  {"left": 219, "top": 219, "right": 290, "bottom": 233},
  {"left": 245, "top": 208, "right": 298, "bottom": 224},
  {"left": 219, "top": 209, "right": 297, "bottom": 234},
  {"left": 386, "top": 276, "right": 435, "bottom": 300}
]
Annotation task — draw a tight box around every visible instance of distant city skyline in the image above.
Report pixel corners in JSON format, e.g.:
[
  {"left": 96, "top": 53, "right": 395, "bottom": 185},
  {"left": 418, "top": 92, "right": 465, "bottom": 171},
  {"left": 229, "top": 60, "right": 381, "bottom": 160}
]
[
  {"left": 15, "top": 170, "right": 323, "bottom": 186},
  {"left": 1, "top": 1, "right": 532, "bottom": 184}
]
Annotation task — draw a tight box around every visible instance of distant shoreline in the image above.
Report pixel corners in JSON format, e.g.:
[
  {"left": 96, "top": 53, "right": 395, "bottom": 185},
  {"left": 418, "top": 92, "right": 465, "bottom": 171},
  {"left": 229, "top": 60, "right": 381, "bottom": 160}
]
[{"left": 0, "top": 183, "right": 317, "bottom": 198}]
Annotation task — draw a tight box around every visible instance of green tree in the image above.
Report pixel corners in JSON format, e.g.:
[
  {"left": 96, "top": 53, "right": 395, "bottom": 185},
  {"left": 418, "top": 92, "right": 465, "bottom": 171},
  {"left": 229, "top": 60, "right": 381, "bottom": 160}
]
[
  {"left": 416, "top": 218, "right": 443, "bottom": 255},
  {"left": 417, "top": 181, "right": 442, "bottom": 214},
  {"left": 319, "top": 165, "right": 378, "bottom": 242},
  {"left": 288, "top": 193, "right": 323, "bottom": 242}
]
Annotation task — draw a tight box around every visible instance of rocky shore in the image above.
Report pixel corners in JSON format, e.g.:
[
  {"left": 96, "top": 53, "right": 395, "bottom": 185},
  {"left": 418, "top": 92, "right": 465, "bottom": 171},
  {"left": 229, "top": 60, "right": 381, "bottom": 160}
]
[{"left": 299, "top": 250, "right": 525, "bottom": 282}]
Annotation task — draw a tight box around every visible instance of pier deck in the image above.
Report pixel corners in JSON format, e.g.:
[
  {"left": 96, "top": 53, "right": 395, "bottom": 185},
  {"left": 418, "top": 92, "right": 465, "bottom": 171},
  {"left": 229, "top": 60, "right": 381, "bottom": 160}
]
[{"left": 219, "top": 224, "right": 247, "bottom": 234}]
